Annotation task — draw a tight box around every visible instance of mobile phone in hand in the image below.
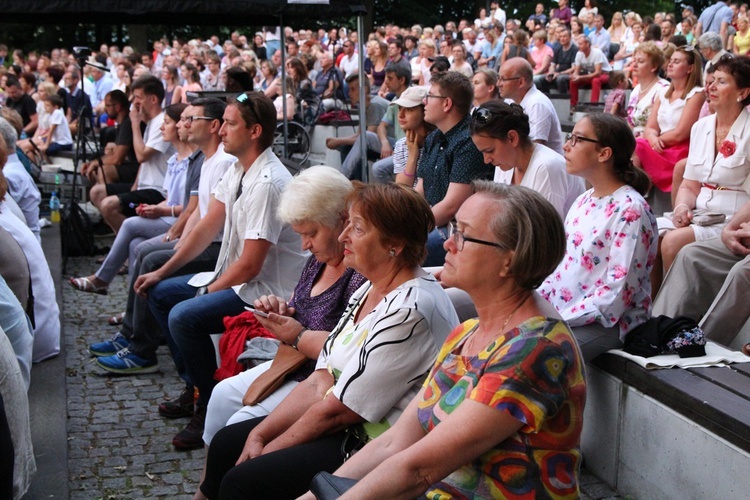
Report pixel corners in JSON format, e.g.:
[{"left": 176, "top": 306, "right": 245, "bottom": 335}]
[{"left": 244, "top": 306, "right": 269, "bottom": 318}]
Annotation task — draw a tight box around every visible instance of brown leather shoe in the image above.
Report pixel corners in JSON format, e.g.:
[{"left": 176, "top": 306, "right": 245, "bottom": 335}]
[{"left": 158, "top": 386, "right": 195, "bottom": 419}]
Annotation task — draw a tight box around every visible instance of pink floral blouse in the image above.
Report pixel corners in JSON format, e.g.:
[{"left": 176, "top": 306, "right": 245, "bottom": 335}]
[{"left": 538, "top": 185, "right": 657, "bottom": 340}]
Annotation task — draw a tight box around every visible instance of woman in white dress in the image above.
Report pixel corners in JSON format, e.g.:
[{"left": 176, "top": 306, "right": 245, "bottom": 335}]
[
  {"left": 626, "top": 42, "right": 669, "bottom": 137},
  {"left": 657, "top": 55, "right": 750, "bottom": 291}
]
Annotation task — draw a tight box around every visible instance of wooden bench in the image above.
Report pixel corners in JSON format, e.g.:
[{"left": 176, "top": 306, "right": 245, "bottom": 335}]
[{"left": 582, "top": 352, "right": 750, "bottom": 498}]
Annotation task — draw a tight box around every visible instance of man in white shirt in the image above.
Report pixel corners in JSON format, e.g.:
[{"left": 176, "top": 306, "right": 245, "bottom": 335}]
[
  {"left": 338, "top": 39, "right": 359, "bottom": 77},
  {"left": 498, "top": 58, "right": 564, "bottom": 154},
  {"left": 491, "top": 1, "right": 506, "bottom": 29},
  {"left": 569, "top": 35, "right": 612, "bottom": 108},
  {"left": 96, "top": 75, "right": 175, "bottom": 232},
  {"left": 131, "top": 91, "right": 307, "bottom": 449}
]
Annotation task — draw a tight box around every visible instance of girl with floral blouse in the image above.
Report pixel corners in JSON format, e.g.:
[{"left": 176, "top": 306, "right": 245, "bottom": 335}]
[{"left": 539, "top": 114, "right": 658, "bottom": 361}]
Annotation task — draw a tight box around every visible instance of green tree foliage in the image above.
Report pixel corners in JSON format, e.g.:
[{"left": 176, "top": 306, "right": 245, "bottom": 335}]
[{"left": 0, "top": 0, "right": 713, "bottom": 54}]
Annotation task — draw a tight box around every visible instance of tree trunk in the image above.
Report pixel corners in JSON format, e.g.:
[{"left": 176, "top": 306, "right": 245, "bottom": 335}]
[{"left": 127, "top": 25, "right": 149, "bottom": 53}]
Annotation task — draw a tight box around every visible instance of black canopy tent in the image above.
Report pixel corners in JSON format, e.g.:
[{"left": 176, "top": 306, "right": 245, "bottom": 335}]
[
  {"left": 0, "top": 0, "right": 371, "bottom": 178},
  {"left": 0, "top": 0, "right": 364, "bottom": 25}
]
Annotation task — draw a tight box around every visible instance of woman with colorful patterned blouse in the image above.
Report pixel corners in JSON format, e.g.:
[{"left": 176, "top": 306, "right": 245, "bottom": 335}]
[
  {"left": 311, "top": 182, "right": 587, "bottom": 499},
  {"left": 540, "top": 114, "right": 657, "bottom": 361}
]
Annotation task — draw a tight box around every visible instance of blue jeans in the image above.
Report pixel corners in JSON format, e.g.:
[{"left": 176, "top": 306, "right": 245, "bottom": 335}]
[
  {"left": 149, "top": 275, "right": 248, "bottom": 408},
  {"left": 423, "top": 226, "right": 448, "bottom": 267},
  {"left": 123, "top": 241, "right": 221, "bottom": 385}
]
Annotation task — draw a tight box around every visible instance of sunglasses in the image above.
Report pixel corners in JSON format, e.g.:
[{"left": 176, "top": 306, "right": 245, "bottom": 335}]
[
  {"left": 235, "top": 92, "right": 259, "bottom": 123},
  {"left": 472, "top": 107, "right": 492, "bottom": 124}
]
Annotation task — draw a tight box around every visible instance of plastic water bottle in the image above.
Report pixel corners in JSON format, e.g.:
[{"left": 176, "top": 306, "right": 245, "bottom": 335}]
[{"left": 49, "top": 191, "right": 61, "bottom": 223}]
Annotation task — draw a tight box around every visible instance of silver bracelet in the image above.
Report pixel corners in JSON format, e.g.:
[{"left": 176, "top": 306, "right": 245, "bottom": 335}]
[{"left": 292, "top": 328, "right": 308, "bottom": 350}]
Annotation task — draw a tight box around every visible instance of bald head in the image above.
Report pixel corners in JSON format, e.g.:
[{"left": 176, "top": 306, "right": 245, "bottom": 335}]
[
  {"left": 506, "top": 58, "right": 533, "bottom": 89},
  {"left": 498, "top": 58, "right": 534, "bottom": 102}
]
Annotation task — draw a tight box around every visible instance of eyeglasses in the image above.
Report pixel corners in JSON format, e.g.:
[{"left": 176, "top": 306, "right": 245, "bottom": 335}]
[
  {"left": 424, "top": 93, "right": 448, "bottom": 100},
  {"left": 565, "top": 133, "right": 600, "bottom": 147},
  {"left": 498, "top": 76, "right": 521, "bottom": 83},
  {"left": 472, "top": 107, "right": 492, "bottom": 124},
  {"left": 184, "top": 116, "right": 214, "bottom": 124},
  {"left": 445, "top": 222, "right": 504, "bottom": 251}
]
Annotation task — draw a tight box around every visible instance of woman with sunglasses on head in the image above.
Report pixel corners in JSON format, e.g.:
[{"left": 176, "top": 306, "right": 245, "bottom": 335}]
[
  {"left": 299, "top": 182, "right": 586, "bottom": 500},
  {"left": 539, "top": 114, "right": 657, "bottom": 362},
  {"left": 470, "top": 100, "right": 584, "bottom": 218},
  {"left": 633, "top": 45, "right": 704, "bottom": 215}
]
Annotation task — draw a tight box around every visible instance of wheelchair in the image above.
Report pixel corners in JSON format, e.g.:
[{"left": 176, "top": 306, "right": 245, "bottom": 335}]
[{"left": 272, "top": 98, "right": 320, "bottom": 167}]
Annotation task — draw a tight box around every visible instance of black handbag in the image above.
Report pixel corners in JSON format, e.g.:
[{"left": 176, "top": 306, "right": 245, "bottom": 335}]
[{"left": 310, "top": 472, "right": 358, "bottom": 500}]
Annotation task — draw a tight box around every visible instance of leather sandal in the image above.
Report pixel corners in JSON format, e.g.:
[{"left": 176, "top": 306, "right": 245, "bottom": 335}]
[
  {"left": 742, "top": 343, "right": 750, "bottom": 357},
  {"left": 68, "top": 277, "right": 108, "bottom": 295},
  {"left": 108, "top": 312, "right": 125, "bottom": 326}
]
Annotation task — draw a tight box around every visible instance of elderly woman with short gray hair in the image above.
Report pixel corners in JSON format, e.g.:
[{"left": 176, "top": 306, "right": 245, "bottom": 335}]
[{"left": 202, "top": 166, "right": 367, "bottom": 447}]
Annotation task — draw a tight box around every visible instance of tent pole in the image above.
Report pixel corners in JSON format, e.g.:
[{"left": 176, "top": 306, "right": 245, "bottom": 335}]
[
  {"left": 357, "top": 12, "right": 368, "bottom": 182},
  {"left": 280, "top": 15, "right": 289, "bottom": 158}
]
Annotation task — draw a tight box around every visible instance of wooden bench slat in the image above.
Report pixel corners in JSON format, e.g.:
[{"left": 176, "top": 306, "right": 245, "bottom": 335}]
[{"left": 688, "top": 365, "right": 750, "bottom": 397}]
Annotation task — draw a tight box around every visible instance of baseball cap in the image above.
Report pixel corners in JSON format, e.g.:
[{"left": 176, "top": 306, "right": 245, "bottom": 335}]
[{"left": 390, "top": 86, "right": 428, "bottom": 108}]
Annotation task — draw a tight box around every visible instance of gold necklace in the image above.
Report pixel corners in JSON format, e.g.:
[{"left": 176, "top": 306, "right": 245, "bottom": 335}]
[{"left": 465, "top": 294, "right": 530, "bottom": 354}]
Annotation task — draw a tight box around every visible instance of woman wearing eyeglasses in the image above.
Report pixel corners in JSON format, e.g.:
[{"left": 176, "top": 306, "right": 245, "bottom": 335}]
[
  {"left": 300, "top": 182, "right": 586, "bottom": 500},
  {"left": 539, "top": 113, "right": 657, "bottom": 361},
  {"left": 69, "top": 103, "right": 192, "bottom": 295},
  {"left": 470, "top": 100, "right": 584, "bottom": 218},
  {"left": 655, "top": 55, "right": 750, "bottom": 294}
]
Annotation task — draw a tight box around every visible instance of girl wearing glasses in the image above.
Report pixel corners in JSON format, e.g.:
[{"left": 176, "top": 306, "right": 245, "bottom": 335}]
[
  {"left": 470, "top": 101, "right": 583, "bottom": 218},
  {"left": 539, "top": 113, "right": 657, "bottom": 361}
]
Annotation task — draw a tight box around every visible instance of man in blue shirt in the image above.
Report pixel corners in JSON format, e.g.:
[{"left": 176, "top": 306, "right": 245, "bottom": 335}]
[
  {"left": 416, "top": 71, "right": 493, "bottom": 266},
  {"left": 698, "top": 0, "right": 734, "bottom": 48}
]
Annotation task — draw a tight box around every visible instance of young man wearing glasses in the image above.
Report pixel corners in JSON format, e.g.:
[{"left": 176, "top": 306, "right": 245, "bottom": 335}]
[
  {"left": 418, "top": 71, "right": 493, "bottom": 267},
  {"left": 338, "top": 41, "right": 359, "bottom": 78},
  {"left": 132, "top": 92, "right": 306, "bottom": 450}
]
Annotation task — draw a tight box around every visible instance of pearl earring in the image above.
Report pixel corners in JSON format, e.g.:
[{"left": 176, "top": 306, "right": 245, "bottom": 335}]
[{"left": 389, "top": 249, "right": 396, "bottom": 257}]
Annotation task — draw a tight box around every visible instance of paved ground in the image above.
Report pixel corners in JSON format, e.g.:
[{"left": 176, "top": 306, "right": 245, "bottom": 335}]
[
  {"left": 63, "top": 255, "right": 204, "bottom": 499},
  {"left": 27, "top": 231, "right": 623, "bottom": 499}
]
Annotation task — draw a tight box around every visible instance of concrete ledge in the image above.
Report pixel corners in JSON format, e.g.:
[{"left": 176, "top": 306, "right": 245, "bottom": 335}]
[
  {"left": 24, "top": 224, "right": 69, "bottom": 499},
  {"left": 582, "top": 355, "right": 750, "bottom": 499}
]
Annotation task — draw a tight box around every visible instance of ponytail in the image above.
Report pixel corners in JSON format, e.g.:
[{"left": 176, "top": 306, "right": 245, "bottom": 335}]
[{"left": 615, "top": 160, "right": 651, "bottom": 196}]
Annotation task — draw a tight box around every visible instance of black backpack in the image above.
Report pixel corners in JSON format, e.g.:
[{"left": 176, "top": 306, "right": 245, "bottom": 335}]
[{"left": 61, "top": 202, "right": 95, "bottom": 257}]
